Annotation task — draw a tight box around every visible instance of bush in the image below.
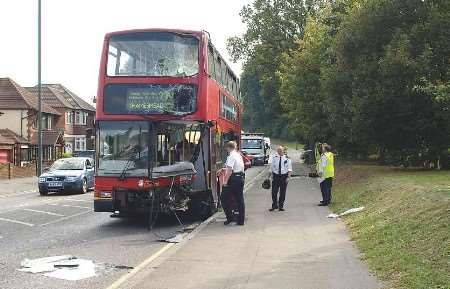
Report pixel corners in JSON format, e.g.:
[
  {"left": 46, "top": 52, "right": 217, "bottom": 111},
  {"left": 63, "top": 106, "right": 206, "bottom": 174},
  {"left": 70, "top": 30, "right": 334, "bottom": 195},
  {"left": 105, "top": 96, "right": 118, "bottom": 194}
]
[{"left": 61, "top": 152, "right": 73, "bottom": 158}]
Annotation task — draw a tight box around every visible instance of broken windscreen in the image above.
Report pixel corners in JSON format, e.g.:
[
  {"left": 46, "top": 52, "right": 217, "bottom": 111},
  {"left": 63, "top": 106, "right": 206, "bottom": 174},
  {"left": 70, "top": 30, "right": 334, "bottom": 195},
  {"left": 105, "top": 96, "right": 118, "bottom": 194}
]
[
  {"left": 103, "top": 83, "right": 197, "bottom": 115},
  {"left": 107, "top": 32, "right": 199, "bottom": 77}
]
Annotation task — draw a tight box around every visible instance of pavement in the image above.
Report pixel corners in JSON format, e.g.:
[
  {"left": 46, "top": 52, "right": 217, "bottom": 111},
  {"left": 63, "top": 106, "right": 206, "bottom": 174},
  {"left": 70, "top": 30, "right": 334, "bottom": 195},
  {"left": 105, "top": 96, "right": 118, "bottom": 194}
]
[
  {"left": 0, "top": 176, "right": 37, "bottom": 197},
  {"left": 121, "top": 155, "right": 381, "bottom": 289}
]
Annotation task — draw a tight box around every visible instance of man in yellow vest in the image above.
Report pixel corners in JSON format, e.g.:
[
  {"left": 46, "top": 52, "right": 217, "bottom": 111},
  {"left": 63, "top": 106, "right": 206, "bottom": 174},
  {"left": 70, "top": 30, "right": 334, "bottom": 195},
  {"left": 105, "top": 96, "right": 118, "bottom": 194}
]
[{"left": 318, "top": 143, "right": 334, "bottom": 206}]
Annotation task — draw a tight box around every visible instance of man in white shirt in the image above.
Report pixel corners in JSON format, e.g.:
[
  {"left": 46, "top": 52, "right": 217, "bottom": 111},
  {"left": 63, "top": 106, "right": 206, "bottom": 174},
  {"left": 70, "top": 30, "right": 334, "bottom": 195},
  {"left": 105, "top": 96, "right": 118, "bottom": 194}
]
[
  {"left": 269, "top": 146, "right": 292, "bottom": 211},
  {"left": 221, "top": 141, "right": 246, "bottom": 225}
]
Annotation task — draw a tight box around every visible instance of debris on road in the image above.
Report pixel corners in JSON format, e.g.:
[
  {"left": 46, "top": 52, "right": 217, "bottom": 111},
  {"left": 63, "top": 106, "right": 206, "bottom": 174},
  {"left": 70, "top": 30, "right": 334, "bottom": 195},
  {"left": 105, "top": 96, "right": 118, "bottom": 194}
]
[
  {"left": 158, "top": 233, "right": 187, "bottom": 243},
  {"left": 179, "top": 222, "right": 199, "bottom": 233},
  {"left": 327, "top": 206, "right": 365, "bottom": 219},
  {"left": 18, "top": 255, "right": 96, "bottom": 281}
]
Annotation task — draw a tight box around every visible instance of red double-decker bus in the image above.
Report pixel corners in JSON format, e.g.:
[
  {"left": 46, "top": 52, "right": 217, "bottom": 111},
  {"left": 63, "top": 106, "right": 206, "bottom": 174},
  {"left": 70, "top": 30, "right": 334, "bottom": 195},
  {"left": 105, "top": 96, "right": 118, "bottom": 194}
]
[{"left": 94, "top": 28, "right": 242, "bottom": 221}]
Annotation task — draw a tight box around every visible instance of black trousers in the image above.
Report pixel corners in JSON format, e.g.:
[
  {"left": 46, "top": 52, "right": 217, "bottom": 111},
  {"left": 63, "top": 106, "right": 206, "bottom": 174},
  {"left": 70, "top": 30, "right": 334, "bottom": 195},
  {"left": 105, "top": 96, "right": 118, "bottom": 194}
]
[
  {"left": 320, "top": 177, "right": 333, "bottom": 204},
  {"left": 271, "top": 173, "right": 288, "bottom": 209},
  {"left": 221, "top": 174, "right": 245, "bottom": 224}
]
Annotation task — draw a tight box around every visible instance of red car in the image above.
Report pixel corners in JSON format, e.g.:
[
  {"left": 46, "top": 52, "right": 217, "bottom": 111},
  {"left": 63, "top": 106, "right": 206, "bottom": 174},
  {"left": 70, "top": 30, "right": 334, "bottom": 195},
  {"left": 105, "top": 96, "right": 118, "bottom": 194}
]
[{"left": 240, "top": 151, "right": 252, "bottom": 170}]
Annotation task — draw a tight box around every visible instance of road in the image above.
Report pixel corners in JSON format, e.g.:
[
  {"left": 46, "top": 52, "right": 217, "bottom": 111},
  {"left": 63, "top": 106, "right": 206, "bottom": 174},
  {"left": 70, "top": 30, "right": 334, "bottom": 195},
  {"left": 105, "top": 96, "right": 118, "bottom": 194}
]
[{"left": 0, "top": 165, "right": 267, "bottom": 289}]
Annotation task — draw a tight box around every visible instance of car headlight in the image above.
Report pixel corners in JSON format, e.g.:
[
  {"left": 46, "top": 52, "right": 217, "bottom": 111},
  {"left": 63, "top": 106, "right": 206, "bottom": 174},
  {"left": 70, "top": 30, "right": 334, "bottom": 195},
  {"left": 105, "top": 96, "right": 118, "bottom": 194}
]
[
  {"left": 39, "top": 177, "right": 46, "bottom": 183},
  {"left": 66, "top": 176, "right": 80, "bottom": 182}
]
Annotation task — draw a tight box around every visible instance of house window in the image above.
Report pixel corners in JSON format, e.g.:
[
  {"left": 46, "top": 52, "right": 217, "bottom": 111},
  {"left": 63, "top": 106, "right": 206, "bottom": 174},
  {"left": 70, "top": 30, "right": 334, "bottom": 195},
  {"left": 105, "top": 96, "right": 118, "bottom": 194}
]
[
  {"left": 75, "top": 137, "right": 86, "bottom": 151},
  {"left": 41, "top": 114, "right": 52, "bottom": 130},
  {"left": 83, "top": 112, "right": 88, "bottom": 125},
  {"left": 75, "top": 111, "right": 87, "bottom": 125},
  {"left": 66, "top": 111, "right": 73, "bottom": 124}
]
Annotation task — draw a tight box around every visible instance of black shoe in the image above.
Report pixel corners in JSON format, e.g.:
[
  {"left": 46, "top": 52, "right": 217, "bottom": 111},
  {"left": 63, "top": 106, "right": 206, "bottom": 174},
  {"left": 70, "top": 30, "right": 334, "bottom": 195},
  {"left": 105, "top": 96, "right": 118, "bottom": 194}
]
[
  {"left": 320, "top": 200, "right": 325, "bottom": 204},
  {"left": 269, "top": 207, "right": 278, "bottom": 212},
  {"left": 224, "top": 220, "right": 233, "bottom": 225},
  {"left": 279, "top": 208, "right": 285, "bottom": 211},
  {"left": 318, "top": 203, "right": 328, "bottom": 206}
]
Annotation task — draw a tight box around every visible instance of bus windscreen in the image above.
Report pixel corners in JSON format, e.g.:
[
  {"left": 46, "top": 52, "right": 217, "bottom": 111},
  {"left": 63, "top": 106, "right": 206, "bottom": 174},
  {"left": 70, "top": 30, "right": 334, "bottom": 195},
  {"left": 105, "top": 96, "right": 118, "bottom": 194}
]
[
  {"left": 103, "top": 83, "right": 197, "bottom": 115},
  {"left": 107, "top": 32, "right": 199, "bottom": 77}
]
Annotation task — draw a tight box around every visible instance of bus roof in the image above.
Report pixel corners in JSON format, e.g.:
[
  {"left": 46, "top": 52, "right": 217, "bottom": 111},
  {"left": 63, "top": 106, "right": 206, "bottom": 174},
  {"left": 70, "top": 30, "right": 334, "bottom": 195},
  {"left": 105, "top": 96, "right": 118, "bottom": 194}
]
[{"left": 104, "top": 28, "right": 204, "bottom": 38}]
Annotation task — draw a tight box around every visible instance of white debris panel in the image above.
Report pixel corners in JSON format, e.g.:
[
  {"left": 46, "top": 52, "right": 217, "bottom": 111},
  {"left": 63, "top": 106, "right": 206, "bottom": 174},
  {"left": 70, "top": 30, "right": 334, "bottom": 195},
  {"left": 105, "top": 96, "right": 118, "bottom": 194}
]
[
  {"left": 327, "top": 206, "right": 365, "bottom": 219},
  {"left": 18, "top": 255, "right": 96, "bottom": 281}
]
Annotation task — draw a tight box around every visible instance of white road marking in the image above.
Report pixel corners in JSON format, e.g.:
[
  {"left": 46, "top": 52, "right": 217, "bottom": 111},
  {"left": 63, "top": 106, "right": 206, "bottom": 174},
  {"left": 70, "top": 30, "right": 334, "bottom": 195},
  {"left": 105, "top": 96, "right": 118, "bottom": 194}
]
[
  {"left": 22, "top": 208, "right": 65, "bottom": 217},
  {"left": 105, "top": 243, "right": 175, "bottom": 289},
  {"left": 0, "top": 217, "right": 34, "bottom": 227},
  {"left": 104, "top": 165, "right": 268, "bottom": 289},
  {"left": 62, "top": 204, "right": 91, "bottom": 209},
  {"left": 40, "top": 210, "right": 93, "bottom": 227},
  {"left": 0, "top": 190, "right": 37, "bottom": 199},
  {"left": 64, "top": 198, "right": 92, "bottom": 203}
]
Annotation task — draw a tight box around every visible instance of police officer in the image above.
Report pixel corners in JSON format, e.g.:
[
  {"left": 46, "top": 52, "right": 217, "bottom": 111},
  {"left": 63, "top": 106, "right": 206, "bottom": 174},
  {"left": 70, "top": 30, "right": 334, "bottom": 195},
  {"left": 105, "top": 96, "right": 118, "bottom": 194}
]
[
  {"left": 221, "top": 141, "right": 246, "bottom": 225},
  {"left": 269, "top": 146, "right": 292, "bottom": 211},
  {"left": 318, "top": 143, "right": 334, "bottom": 206}
]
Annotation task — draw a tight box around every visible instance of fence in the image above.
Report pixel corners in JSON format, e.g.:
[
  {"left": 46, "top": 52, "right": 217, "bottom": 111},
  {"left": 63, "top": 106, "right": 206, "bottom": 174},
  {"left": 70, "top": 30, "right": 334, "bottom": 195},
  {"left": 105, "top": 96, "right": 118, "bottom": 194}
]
[{"left": 0, "top": 163, "right": 37, "bottom": 179}]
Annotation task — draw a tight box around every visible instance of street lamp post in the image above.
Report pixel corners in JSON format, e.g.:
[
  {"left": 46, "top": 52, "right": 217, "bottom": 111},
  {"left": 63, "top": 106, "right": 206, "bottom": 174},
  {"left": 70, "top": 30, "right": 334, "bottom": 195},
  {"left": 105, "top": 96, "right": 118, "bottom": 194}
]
[{"left": 37, "top": 0, "right": 42, "bottom": 175}]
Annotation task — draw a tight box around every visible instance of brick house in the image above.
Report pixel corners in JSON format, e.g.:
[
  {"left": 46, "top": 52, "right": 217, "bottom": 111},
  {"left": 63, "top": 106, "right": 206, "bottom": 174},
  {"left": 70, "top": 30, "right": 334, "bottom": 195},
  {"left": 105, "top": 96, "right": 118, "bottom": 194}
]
[
  {"left": 0, "top": 78, "right": 64, "bottom": 165},
  {"left": 26, "top": 84, "right": 95, "bottom": 153}
]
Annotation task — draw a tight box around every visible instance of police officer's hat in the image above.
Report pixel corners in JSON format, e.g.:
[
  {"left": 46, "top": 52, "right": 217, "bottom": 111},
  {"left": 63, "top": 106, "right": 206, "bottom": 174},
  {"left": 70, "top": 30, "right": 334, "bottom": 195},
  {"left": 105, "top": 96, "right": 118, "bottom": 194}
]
[{"left": 262, "top": 178, "right": 271, "bottom": 190}]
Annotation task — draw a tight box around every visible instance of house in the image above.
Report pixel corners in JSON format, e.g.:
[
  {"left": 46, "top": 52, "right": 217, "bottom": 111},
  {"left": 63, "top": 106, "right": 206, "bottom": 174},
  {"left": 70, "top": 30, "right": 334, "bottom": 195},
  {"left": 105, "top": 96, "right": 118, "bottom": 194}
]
[
  {"left": 26, "top": 84, "right": 95, "bottom": 153},
  {"left": 0, "top": 78, "right": 64, "bottom": 164},
  {"left": 0, "top": 129, "right": 29, "bottom": 165}
]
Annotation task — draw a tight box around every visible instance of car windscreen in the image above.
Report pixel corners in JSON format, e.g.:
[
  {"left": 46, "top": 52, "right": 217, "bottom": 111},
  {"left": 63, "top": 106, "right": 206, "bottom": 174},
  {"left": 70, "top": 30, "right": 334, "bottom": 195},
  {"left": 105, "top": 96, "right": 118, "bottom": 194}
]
[
  {"left": 242, "top": 139, "right": 263, "bottom": 149},
  {"left": 51, "top": 159, "right": 85, "bottom": 170},
  {"left": 107, "top": 32, "right": 199, "bottom": 77}
]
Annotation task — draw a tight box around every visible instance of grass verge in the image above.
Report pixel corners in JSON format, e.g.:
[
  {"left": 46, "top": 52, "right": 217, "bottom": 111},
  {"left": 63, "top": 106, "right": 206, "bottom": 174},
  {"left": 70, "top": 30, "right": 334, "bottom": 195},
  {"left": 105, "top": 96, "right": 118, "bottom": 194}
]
[{"left": 331, "top": 165, "right": 450, "bottom": 289}]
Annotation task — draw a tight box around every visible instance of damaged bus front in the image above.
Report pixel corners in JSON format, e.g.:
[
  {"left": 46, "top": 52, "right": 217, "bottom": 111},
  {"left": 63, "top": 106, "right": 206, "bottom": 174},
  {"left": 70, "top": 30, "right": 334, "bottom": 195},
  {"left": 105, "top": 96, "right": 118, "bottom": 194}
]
[{"left": 94, "top": 120, "right": 214, "bottom": 221}]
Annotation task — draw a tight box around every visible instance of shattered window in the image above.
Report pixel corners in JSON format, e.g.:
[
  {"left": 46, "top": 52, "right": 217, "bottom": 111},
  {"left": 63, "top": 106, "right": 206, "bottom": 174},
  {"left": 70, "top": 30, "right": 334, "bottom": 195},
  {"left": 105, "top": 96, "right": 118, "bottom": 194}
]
[
  {"left": 108, "top": 32, "right": 199, "bottom": 77},
  {"left": 104, "top": 83, "right": 197, "bottom": 115}
]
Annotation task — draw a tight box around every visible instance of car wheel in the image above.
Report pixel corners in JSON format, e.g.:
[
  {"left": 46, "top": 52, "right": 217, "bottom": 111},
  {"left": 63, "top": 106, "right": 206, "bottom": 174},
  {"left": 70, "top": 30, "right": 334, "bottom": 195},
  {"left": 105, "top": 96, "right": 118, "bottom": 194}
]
[
  {"left": 81, "top": 178, "right": 87, "bottom": 194},
  {"left": 39, "top": 190, "right": 48, "bottom": 196}
]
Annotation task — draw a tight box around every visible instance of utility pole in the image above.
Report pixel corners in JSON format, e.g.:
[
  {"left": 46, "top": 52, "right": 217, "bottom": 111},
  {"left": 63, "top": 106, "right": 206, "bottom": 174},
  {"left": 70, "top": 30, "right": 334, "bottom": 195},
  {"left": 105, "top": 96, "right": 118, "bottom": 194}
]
[{"left": 37, "top": 0, "right": 43, "bottom": 175}]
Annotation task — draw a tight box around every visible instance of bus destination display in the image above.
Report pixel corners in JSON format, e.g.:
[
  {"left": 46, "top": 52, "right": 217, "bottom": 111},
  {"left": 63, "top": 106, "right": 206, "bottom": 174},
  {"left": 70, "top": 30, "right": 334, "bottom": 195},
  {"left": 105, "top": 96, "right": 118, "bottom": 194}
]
[{"left": 126, "top": 88, "right": 174, "bottom": 113}]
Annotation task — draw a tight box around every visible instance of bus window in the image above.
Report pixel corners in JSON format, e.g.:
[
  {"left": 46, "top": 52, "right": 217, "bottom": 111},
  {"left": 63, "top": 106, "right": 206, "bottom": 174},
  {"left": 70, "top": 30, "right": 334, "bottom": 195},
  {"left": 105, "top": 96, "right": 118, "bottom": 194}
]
[
  {"left": 208, "top": 45, "right": 216, "bottom": 80},
  {"left": 155, "top": 123, "right": 201, "bottom": 166},
  {"left": 107, "top": 32, "right": 199, "bottom": 77},
  {"left": 221, "top": 61, "right": 227, "bottom": 87}
]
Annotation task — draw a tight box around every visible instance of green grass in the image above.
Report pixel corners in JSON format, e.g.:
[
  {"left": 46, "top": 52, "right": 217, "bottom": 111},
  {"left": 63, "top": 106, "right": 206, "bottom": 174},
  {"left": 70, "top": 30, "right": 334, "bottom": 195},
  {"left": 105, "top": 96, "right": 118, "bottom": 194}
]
[
  {"left": 331, "top": 165, "right": 450, "bottom": 289},
  {"left": 270, "top": 138, "right": 304, "bottom": 150}
]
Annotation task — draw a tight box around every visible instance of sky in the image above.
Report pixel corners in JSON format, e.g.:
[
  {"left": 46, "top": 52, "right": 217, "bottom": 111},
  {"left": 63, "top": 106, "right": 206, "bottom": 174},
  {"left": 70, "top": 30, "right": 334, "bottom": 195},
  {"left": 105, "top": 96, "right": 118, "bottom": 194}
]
[{"left": 0, "top": 0, "right": 250, "bottom": 104}]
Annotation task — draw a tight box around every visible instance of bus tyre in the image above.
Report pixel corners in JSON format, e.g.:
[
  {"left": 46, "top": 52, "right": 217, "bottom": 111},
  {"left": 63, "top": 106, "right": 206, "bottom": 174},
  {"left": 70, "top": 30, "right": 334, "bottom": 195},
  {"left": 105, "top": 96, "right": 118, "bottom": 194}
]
[{"left": 39, "top": 190, "right": 48, "bottom": 196}]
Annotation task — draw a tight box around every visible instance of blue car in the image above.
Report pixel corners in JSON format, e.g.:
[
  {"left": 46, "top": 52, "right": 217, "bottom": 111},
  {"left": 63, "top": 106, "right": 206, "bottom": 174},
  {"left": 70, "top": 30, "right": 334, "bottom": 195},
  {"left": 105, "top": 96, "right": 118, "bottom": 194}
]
[{"left": 38, "top": 157, "right": 95, "bottom": 196}]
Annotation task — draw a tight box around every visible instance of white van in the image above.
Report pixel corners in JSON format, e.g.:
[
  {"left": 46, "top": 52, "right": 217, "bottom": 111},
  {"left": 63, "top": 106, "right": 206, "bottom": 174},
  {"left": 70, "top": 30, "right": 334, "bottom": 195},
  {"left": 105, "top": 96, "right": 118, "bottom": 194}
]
[{"left": 241, "top": 133, "right": 269, "bottom": 165}]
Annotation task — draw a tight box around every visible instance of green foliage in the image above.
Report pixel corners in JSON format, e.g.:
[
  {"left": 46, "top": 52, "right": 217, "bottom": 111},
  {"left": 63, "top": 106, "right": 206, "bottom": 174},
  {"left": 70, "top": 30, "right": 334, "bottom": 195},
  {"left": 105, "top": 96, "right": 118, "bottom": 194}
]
[
  {"left": 233, "top": 0, "right": 450, "bottom": 167},
  {"left": 227, "top": 0, "right": 309, "bottom": 138},
  {"left": 62, "top": 152, "right": 73, "bottom": 158}
]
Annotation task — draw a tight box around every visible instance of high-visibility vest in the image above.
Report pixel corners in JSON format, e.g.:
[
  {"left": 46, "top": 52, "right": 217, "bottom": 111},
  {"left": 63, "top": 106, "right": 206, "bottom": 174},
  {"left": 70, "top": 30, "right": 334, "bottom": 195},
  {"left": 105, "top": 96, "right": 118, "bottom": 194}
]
[{"left": 323, "top": 152, "right": 334, "bottom": 178}]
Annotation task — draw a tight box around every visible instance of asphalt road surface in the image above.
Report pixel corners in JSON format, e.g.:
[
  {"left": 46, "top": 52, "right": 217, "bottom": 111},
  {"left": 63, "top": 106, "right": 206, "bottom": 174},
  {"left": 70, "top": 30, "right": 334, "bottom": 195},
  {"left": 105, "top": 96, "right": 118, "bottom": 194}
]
[{"left": 0, "top": 165, "right": 267, "bottom": 289}]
